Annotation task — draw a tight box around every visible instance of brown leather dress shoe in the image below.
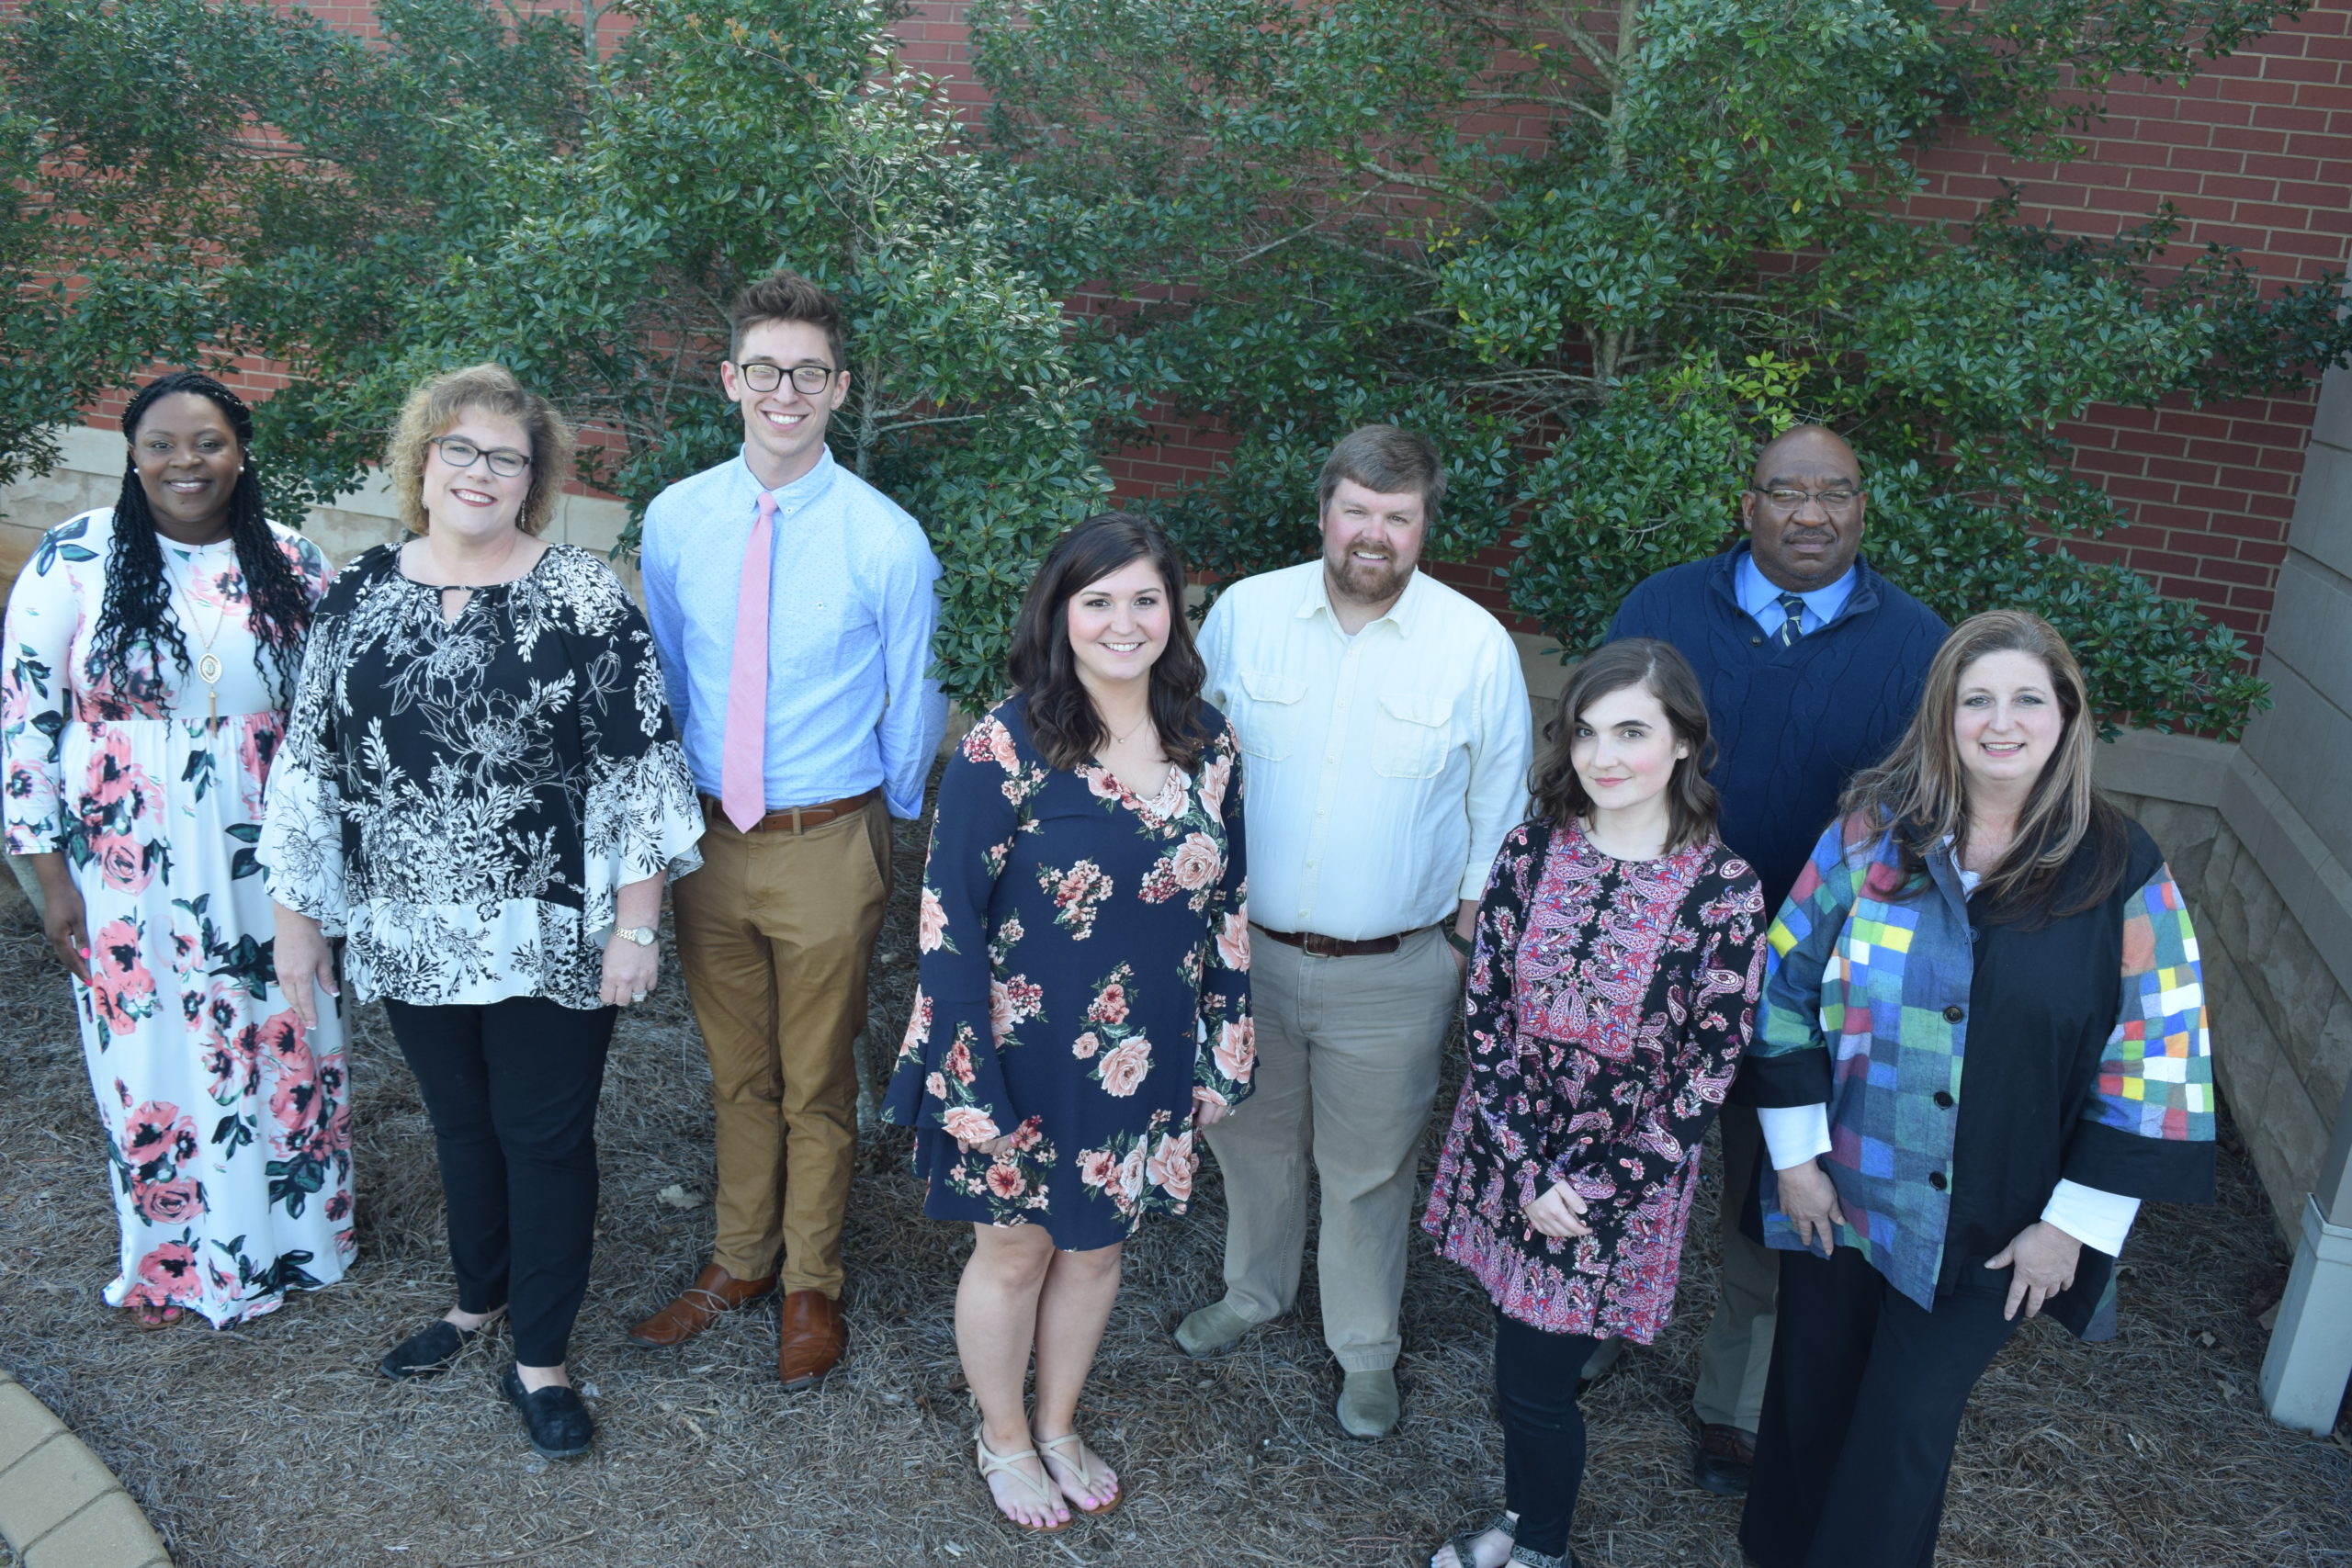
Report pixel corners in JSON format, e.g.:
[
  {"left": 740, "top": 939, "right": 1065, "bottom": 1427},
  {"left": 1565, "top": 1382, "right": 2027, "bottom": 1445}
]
[
  {"left": 1692, "top": 1422, "right": 1758, "bottom": 1496},
  {"left": 777, "top": 1289, "right": 845, "bottom": 1390},
  {"left": 626, "top": 1263, "right": 777, "bottom": 1348}
]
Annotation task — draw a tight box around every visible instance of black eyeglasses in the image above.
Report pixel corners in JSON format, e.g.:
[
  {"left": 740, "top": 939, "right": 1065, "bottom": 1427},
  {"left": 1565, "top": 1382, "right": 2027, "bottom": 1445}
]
[
  {"left": 430, "top": 436, "right": 532, "bottom": 478},
  {"left": 1749, "top": 485, "right": 1860, "bottom": 510},
  {"left": 734, "top": 361, "right": 839, "bottom": 395}
]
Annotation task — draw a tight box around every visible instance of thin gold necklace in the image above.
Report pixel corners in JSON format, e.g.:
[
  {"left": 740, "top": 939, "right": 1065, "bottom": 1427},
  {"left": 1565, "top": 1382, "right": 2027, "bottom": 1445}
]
[{"left": 159, "top": 539, "right": 230, "bottom": 723}]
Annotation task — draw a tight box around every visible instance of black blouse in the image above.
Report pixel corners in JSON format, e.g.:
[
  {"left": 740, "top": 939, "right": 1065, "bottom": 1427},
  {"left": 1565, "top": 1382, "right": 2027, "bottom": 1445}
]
[{"left": 260, "top": 543, "right": 704, "bottom": 1010}]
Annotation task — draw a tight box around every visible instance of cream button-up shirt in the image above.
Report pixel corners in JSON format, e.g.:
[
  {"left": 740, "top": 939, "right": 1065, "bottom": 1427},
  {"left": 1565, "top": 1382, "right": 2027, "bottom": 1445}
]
[{"left": 1198, "top": 561, "right": 1532, "bottom": 942}]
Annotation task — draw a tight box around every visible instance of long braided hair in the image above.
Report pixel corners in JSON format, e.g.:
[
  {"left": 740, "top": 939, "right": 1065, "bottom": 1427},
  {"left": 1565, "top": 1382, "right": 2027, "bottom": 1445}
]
[{"left": 89, "top": 371, "right": 313, "bottom": 705}]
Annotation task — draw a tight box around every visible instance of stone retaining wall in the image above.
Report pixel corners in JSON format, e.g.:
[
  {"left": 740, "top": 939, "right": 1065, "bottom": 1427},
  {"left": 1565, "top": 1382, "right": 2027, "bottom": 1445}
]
[{"left": 2104, "top": 785, "right": 2348, "bottom": 1225}]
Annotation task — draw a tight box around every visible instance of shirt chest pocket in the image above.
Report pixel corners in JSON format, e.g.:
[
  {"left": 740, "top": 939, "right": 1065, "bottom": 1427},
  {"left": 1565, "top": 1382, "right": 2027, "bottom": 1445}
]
[
  {"left": 1374, "top": 692, "right": 1453, "bottom": 779},
  {"left": 1231, "top": 671, "right": 1308, "bottom": 762}
]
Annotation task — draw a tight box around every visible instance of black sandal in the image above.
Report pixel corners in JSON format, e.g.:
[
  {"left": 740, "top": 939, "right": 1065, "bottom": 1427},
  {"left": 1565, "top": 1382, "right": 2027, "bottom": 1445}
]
[
  {"left": 378, "top": 1318, "right": 485, "bottom": 1380},
  {"left": 1439, "top": 1513, "right": 1515, "bottom": 1568}
]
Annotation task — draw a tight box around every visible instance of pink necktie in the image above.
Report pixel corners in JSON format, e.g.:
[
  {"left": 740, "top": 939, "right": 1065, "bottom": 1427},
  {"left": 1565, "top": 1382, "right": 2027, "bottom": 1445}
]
[{"left": 720, "top": 491, "right": 776, "bottom": 832}]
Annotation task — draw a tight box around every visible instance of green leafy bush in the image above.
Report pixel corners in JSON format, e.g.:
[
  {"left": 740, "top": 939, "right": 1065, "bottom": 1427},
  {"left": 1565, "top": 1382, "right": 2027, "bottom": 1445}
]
[
  {"left": 970, "top": 0, "right": 2346, "bottom": 738},
  {"left": 1, "top": 0, "right": 1110, "bottom": 705}
]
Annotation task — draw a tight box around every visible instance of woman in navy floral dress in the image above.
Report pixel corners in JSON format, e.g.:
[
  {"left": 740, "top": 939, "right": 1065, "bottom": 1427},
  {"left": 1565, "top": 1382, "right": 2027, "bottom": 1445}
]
[
  {"left": 1421, "top": 639, "right": 1762, "bottom": 1568},
  {"left": 883, "top": 513, "right": 1251, "bottom": 1534}
]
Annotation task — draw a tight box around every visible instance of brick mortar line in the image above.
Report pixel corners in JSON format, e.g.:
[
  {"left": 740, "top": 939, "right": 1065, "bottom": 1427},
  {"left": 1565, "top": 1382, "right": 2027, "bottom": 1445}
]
[{"left": 0, "top": 1371, "right": 170, "bottom": 1568}]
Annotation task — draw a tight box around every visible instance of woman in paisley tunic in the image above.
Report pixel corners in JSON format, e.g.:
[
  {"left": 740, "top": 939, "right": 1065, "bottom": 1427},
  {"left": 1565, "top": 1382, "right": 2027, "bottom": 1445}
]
[
  {"left": 883, "top": 513, "right": 1252, "bottom": 1533},
  {"left": 262, "top": 365, "right": 702, "bottom": 1460},
  {"left": 3, "top": 370, "right": 353, "bottom": 1330},
  {"left": 1422, "top": 638, "right": 1764, "bottom": 1568}
]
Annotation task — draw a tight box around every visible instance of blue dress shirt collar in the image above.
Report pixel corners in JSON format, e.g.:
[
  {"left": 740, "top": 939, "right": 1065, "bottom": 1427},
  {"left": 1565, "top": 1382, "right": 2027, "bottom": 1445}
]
[
  {"left": 736, "top": 445, "right": 840, "bottom": 519},
  {"left": 1735, "top": 549, "right": 1856, "bottom": 639}
]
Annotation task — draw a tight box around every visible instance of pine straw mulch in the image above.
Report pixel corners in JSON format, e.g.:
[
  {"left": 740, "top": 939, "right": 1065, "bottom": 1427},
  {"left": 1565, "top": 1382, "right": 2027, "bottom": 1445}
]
[{"left": 0, "top": 808, "right": 2346, "bottom": 1568}]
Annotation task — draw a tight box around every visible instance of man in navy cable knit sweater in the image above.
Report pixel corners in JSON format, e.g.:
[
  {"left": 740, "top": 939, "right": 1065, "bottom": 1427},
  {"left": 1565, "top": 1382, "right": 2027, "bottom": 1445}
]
[{"left": 1604, "top": 424, "right": 1947, "bottom": 1497}]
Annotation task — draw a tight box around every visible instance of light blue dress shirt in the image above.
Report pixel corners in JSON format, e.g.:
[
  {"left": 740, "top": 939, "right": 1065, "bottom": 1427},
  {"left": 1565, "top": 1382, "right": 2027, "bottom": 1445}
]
[
  {"left": 1735, "top": 551, "right": 1856, "bottom": 640},
  {"left": 639, "top": 446, "right": 947, "bottom": 819}
]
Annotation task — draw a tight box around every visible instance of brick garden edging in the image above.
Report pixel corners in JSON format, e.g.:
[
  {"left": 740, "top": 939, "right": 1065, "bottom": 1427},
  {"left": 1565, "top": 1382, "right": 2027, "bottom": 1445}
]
[{"left": 0, "top": 1368, "right": 170, "bottom": 1568}]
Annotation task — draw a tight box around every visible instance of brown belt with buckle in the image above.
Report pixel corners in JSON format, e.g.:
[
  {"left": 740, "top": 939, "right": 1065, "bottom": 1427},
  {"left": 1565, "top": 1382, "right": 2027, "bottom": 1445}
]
[
  {"left": 1251, "top": 921, "right": 1434, "bottom": 958},
  {"left": 702, "top": 787, "right": 880, "bottom": 835}
]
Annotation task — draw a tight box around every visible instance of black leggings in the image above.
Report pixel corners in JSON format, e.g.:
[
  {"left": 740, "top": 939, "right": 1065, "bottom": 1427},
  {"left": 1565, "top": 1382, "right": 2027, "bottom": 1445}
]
[
  {"left": 384, "top": 996, "right": 616, "bottom": 1368},
  {"left": 1496, "top": 1308, "right": 1600, "bottom": 1559}
]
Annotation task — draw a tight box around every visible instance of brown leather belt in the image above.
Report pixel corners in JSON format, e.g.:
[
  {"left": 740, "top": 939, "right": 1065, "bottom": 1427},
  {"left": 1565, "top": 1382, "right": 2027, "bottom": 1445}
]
[
  {"left": 1251, "top": 921, "right": 1433, "bottom": 958},
  {"left": 702, "top": 787, "right": 879, "bottom": 835}
]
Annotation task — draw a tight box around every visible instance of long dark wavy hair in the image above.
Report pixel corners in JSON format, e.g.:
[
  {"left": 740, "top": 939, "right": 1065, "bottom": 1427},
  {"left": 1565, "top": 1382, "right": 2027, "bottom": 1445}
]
[
  {"left": 1530, "top": 637, "right": 1722, "bottom": 852},
  {"left": 89, "top": 371, "right": 312, "bottom": 704},
  {"left": 1006, "top": 512, "right": 1214, "bottom": 773},
  {"left": 1841, "top": 610, "right": 2126, "bottom": 926}
]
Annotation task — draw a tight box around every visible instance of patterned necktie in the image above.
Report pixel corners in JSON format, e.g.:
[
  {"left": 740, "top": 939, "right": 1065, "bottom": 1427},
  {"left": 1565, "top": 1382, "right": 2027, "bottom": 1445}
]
[
  {"left": 1775, "top": 592, "right": 1808, "bottom": 649},
  {"left": 720, "top": 491, "right": 777, "bottom": 831}
]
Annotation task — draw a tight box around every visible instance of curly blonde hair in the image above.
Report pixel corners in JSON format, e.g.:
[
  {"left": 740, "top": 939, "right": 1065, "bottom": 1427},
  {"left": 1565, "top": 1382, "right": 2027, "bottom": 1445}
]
[{"left": 385, "top": 364, "right": 575, "bottom": 537}]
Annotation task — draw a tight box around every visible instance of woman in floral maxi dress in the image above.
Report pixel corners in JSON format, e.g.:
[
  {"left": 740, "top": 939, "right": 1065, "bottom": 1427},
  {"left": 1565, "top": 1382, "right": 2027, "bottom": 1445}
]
[
  {"left": 884, "top": 513, "right": 1252, "bottom": 1533},
  {"left": 1421, "top": 639, "right": 1763, "bottom": 1568},
  {"left": 2, "top": 371, "right": 353, "bottom": 1329}
]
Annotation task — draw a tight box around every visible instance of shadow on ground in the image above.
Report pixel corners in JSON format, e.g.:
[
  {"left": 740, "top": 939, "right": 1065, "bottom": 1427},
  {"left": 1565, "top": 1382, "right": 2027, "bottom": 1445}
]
[{"left": 0, "top": 795, "right": 2346, "bottom": 1567}]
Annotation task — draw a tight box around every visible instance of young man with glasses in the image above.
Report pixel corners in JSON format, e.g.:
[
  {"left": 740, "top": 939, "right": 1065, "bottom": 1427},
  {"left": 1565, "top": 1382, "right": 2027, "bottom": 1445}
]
[
  {"left": 630, "top": 270, "right": 947, "bottom": 1389},
  {"left": 1604, "top": 423, "right": 1946, "bottom": 1495}
]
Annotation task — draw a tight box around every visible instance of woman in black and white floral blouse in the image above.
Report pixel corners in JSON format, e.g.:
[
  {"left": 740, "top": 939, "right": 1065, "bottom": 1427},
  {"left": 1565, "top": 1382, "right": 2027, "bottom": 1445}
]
[{"left": 261, "top": 364, "right": 702, "bottom": 1461}]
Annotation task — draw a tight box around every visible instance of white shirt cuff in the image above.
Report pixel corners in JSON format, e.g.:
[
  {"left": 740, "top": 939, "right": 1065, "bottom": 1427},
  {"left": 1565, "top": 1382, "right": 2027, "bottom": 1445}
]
[
  {"left": 2041, "top": 1179, "right": 2141, "bottom": 1258},
  {"left": 1758, "top": 1103, "right": 1832, "bottom": 1171}
]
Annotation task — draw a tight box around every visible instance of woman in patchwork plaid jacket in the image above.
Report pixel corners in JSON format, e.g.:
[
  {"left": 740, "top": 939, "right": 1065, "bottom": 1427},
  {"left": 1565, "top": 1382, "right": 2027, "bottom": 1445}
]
[{"left": 1733, "top": 611, "right": 2215, "bottom": 1568}]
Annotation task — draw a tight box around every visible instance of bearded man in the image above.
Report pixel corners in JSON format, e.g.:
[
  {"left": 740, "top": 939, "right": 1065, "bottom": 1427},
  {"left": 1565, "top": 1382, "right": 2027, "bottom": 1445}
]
[{"left": 1177, "top": 425, "right": 1532, "bottom": 1439}]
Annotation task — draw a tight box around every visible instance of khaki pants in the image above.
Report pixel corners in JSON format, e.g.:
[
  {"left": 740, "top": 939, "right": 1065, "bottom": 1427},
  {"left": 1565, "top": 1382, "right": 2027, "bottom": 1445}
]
[
  {"left": 1692, "top": 1100, "right": 1780, "bottom": 1431},
  {"left": 1204, "top": 925, "right": 1461, "bottom": 1372},
  {"left": 671, "top": 800, "right": 892, "bottom": 1296}
]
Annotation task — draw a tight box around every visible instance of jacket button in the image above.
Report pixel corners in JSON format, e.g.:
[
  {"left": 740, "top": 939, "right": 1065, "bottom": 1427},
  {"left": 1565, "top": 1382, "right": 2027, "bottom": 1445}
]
[
  {"left": 1942, "top": 1005, "right": 1964, "bottom": 1022},
  {"left": 1749, "top": 635, "right": 1762, "bottom": 646},
  {"left": 1933, "top": 1090, "right": 1955, "bottom": 1109},
  {"left": 1928, "top": 1170, "right": 1948, "bottom": 1190}
]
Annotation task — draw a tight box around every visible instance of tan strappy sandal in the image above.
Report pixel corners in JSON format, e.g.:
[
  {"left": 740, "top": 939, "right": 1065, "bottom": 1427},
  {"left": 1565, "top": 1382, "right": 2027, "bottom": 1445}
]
[
  {"left": 974, "top": 1428, "right": 1070, "bottom": 1533},
  {"left": 1036, "top": 1430, "right": 1124, "bottom": 1516}
]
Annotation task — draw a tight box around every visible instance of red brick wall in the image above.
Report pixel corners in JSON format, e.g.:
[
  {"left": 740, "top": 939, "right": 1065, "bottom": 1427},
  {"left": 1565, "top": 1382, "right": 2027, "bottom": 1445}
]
[{"left": 1905, "top": 6, "right": 2352, "bottom": 652}]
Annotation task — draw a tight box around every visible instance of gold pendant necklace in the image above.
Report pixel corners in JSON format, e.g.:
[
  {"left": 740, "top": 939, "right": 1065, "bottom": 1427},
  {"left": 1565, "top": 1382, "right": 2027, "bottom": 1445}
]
[{"left": 161, "top": 540, "right": 232, "bottom": 723}]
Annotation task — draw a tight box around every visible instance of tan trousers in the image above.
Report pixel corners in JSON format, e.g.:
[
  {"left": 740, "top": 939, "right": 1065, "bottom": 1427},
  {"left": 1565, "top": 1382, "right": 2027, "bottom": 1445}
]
[
  {"left": 671, "top": 800, "right": 891, "bottom": 1296},
  {"left": 1691, "top": 1100, "right": 1780, "bottom": 1432},
  {"left": 1204, "top": 926, "right": 1461, "bottom": 1372}
]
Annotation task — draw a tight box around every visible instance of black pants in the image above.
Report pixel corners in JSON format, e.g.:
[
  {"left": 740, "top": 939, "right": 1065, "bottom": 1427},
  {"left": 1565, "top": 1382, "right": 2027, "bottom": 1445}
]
[
  {"left": 385, "top": 997, "right": 616, "bottom": 1368},
  {"left": 1739, "top": 1245, "right": 2020, "bottom": 1568},
  {"left": 1496, "top": 1309, "right": 1600, "bottom": 1558}
]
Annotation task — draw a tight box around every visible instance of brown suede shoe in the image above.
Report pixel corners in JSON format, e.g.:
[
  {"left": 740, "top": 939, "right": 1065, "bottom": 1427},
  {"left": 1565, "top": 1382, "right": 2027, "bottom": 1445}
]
[
  {"left": 626, "top": 1263, "right": 777, "bottom": 1348},
  {"left": 777, "top": 1289, "right": 845, "bottom": 1390}
]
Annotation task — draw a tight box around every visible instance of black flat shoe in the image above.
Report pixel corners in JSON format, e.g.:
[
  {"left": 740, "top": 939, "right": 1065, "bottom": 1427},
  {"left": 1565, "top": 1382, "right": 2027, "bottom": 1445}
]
[
  {"left": 378, "top": 1319, "right": 483, "bottom": 1380},
  {"left": 501, "top": 1365, "right": 594, "bottom": 1460}
]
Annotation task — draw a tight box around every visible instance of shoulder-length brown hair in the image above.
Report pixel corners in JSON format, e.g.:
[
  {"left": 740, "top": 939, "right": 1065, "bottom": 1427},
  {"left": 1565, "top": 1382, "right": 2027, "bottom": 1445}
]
[
  {"left": 1006, "top": 512, "right": 1214, "bottom": 773},
  {"left": 1842, "top": 609, "right": 2125, "bottom": 923},
  {"left": 1531, "top": 637, "right": 1721, "bottom": 852},
  {"left": 385, "top": 363, "right": 576, "bottom": 538}
]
